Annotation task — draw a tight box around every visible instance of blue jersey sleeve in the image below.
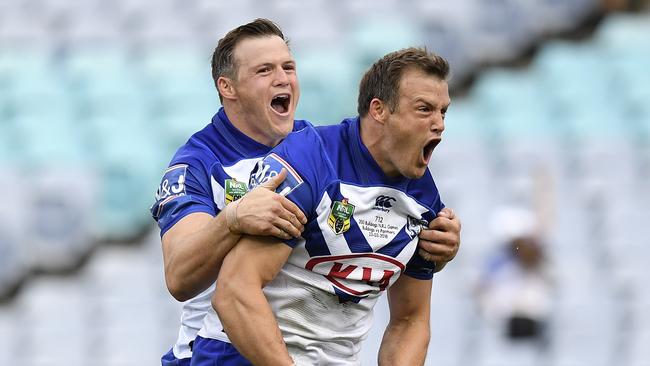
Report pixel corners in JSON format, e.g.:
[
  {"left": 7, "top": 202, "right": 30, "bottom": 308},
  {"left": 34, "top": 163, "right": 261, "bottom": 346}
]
[
  {"left": 248, "top": 127, "right": 333, "bottom": 247},
  {"left": 150, "top": 156, "right": 216, "bottom": 237}
]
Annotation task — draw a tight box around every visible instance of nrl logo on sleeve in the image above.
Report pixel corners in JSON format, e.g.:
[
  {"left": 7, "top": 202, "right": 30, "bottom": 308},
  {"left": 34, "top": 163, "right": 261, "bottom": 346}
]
[
  {"left": 224, "top": 178, "right": 248, "bottom": 205},
  {"left": 328, "top": 198, "right": 355, "bottom": 235}
]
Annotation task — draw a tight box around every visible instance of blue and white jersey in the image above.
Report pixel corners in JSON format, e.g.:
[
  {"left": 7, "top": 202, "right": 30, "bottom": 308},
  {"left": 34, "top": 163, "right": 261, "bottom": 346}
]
[
  {"left": 199, "top": 117, "right": 444, "bottom": 365},
  {"left": 151, "top": 107, "right": 310, "bottom": 360}
]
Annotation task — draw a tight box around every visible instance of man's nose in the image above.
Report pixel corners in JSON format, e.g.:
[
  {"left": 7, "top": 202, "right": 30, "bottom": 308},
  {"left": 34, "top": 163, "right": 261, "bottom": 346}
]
[
  {"left": 431, "top": 114, "right": 445, "bottom": 135},
  {"left": 274, "top": 68, "right": 289, "bottom": 85}
]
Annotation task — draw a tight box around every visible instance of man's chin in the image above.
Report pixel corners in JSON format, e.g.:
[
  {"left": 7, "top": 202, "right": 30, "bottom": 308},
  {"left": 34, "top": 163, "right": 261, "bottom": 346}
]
[
  {"left": 404, "top": 166, "right": 427, "bottom": 180},
  {"left": 274, "top": 114, "right": 295, "bottom": 130},
  {"left": 269, "top": 122, "right": 294, "bottom": 144}
]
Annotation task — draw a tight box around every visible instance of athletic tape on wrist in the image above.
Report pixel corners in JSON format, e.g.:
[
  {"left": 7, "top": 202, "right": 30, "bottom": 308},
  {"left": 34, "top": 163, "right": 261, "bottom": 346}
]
[{"left": 225, "top": 199, "right": 241, "bottom": 233}]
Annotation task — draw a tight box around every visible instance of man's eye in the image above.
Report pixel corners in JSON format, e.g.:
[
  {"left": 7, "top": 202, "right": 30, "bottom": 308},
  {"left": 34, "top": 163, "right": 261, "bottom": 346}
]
[
  {"left": 284, "top": 65, "right": 296, "bottom": 71},
  {"left": 258, "top": 67, "right": 271, "bottom": 73}
]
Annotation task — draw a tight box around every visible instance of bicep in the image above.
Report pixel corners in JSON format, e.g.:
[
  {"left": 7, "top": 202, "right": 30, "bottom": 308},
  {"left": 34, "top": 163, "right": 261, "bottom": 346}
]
[
  {"left": 387, "top": 275, "right": 433, "bottom": 322},
  {"left": 220, "top": 236, "right": 292, "bottom": 287},
  {"left": 161, "top": 212, "right": 214, "bottom": 255}
]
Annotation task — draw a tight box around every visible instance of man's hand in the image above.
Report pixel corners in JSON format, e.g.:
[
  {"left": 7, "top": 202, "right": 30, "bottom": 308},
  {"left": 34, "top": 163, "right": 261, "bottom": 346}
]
[
  {"left": 417, "top": 207, "right": 461, "bottom": 270},
  {"left": 226, "top": 169, "right": 308, "bottom": 240}
]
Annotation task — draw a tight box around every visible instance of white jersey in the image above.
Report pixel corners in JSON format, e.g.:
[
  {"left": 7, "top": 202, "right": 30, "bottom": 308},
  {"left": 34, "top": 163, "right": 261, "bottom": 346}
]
[{"left": 199, "top": 118, "right": 444, "bottom": 364}]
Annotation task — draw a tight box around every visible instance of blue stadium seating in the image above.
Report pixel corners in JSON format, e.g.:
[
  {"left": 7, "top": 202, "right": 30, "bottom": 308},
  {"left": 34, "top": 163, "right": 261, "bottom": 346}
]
[{"left": 0, "top": 3, "right": 648, "bottom": 365}]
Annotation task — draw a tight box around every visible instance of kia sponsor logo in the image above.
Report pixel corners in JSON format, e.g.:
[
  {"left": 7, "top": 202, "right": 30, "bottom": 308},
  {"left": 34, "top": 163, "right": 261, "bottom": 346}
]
[{"left": 305, "top": 253, "right": 404, "bottom": 297}]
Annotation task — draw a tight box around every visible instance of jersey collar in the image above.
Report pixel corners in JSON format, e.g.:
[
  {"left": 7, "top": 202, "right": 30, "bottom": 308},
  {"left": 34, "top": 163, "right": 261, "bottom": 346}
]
[{"left": 212, "top": 107, "right": 273, "bottom": 156}]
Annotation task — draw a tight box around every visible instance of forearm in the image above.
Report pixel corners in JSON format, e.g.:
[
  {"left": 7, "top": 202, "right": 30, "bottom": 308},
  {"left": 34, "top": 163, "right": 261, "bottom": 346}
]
[
  {"left": 163, "top": 212, "right": 240, "bottom": 301},
  {"left": 380, "top": 275, "right": 432, "bottom": 366},
  {"left": 214, "top": 236, "right": 294, "bottom": 365},
  {"left": 378, "top": 319, "right": 430, "bottom": 366},
  {"left": 214, "top": 281, "right": 293, "bottom": 365}
]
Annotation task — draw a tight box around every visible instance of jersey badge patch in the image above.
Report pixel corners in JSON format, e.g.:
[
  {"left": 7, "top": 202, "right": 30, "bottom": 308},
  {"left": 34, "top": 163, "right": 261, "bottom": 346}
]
[
  {"left": 249, "top": 153, "right": 303, "bottom": 197},
  {"left": 224, "top": 178, "right": 248, "bottom": 205},
  {"left": 328, "top": 198, "right": 355, "bottom": 235}
]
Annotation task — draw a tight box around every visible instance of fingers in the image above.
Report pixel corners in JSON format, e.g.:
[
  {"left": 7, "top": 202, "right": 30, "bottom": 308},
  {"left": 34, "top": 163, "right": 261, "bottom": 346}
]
[
  {"left": 235, "top": 181, "right": 307, "bottom": 239},
  {"left": 437, "top": 207, "right": 455, "bottom": 219},
  {"left": 418, "top": 248, "right": 437, "bottom": 262},
  {"left": 428, "top": 211, "right": 461, "bottom": 232},
  {"left": 418, "top": 227, "right": 460, "bottom": 263},
  {"left": 269, "top": 225, "right": 293, "bottom": 241},
  {"left": 271, "top": 197, "right": 306, "bottom": 238},
  {"left": 272, "top": 214, "right": 302, "bottom": 238},
  {"left": 261, "top": 168, "right": 288, "bottom": 190},
  {"left": 240, "top": 213, "right": 297, "bottom": 240},
  {"left": 418, "top": 240, "right": 457, "bottom": 263},
  {"left": 419, "top": 228, "right": 457, "bottom": 248},
  {"left": 278, "top": 196, "right": 308, "bottom": 225}
]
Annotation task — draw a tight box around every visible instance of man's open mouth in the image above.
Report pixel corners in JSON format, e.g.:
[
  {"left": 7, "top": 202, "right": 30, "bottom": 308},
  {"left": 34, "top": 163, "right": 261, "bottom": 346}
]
[
  {"left": 423, "top": 139, "right": 440, "bottom": 162},
  {"left": 271, "top": 94, "right": 291, "bottom": 115}
]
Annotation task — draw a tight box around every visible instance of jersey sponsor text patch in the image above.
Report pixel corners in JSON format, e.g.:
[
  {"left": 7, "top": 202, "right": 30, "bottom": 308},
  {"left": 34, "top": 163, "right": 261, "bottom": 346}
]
[
  {"left": 249, "top": 153, "right": 303, "bottom": 196},
  {"left": 153, "top": 164, "right": 188, "bottom": 217}
]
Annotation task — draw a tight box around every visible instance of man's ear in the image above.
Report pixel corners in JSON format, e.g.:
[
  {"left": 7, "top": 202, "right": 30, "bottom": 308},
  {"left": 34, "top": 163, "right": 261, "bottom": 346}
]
[
  {"left": 368, "top": 98, "right": 387, "bottom": 124},
  {"left": 217, "top": 76, "right": 237, "bottom": 100}
]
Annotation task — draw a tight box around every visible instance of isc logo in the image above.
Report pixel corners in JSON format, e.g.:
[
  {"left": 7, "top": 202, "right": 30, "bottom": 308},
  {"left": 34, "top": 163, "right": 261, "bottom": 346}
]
[
  {"left": 249, "top": 153, "right": 303, "bottom": 195},
  {"left": 249, "top": 161, "right": 278, "bottom": 188},
  {"left": 305, "top": 253, "right": 404, "bottom": 298}
]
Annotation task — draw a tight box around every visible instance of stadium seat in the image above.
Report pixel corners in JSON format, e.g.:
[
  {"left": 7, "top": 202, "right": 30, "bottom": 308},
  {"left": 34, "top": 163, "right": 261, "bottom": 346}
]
[
  {"left": 0, "top": 301, "right": 21, "bottom": 364},
  {"left": 0, "top": 167, "right": 30, "bottom": 298},
  {"left": 90, "top": 128, "right": 167, "bottom": 240},
  {"left": 269, "top": 0, "right": 343, "bottom": 52},
  {"left": 24, "top": 167, "right": 99, "bottom": 272},
  {"left": 293, "top": 49, "right": 358, "bottom": 125},
  {"left": 17, "top": 276, "right": 90, "bottom": 365},
  {"left": 595, "top": 13, "right": 650, "bottom": 49},
  {"left": 628, "top": 330, "right": 650, "bottom": 366},
  {"left": 348, "top": 18, "right": 424, "bottom": 76},
  {"left": 466, "top": 0, "right": 537, "bottom": 63}
]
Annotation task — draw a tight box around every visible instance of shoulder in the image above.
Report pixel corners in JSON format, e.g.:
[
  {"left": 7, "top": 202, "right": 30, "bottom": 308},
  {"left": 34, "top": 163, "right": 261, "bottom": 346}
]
[
  {"left": 249, "top": 126, "right": 335, "bottom": 199},
  {"left": 293, "top": 119, "right": 314, "bottom": 131},
  {"left": 314, "top": 118, "right": 352, "bottom": 141},
  {"left": 276, "top": 124, "right": 328, "bottom": 159},
  {"left": 406, "top": 167, "right": 444, "bottom": 212}
]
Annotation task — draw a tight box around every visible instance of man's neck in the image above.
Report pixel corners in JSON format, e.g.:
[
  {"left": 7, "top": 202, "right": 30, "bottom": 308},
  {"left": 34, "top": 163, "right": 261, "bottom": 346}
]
[
  {"left": 222, "top": 105, "right": 279, "bottom": 147},
  {"left": 359, "top": 116, "right": 398, "bottom": 177}
]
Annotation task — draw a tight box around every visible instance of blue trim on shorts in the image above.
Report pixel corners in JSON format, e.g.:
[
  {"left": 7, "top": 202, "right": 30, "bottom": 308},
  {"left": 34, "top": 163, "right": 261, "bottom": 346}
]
[
  {"left": 161, "top": 348, "right": 191, "bottom": 366},
  {"left": 189, "top": 336, "right": 253, "bottom": 366}
]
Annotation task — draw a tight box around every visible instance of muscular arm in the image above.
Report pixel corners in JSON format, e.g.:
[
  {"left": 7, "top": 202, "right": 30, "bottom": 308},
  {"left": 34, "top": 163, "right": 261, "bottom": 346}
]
[
  {"left": 162, "top": 212, "right": 240, "bottom": 301},
  {"left": 378, "top": 275, "right": 432, "bottom": 366},
  {"left": 213, "top": 236, "right": 294, "bottom": 365},
  {"left": 162, "top": 169, "right": 307, "bottom": 301}
]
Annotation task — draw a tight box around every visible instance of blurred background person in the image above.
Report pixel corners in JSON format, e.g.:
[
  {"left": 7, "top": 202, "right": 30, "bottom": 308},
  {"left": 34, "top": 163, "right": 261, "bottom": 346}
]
[{"left": 475, "top": 206, "right": 554, "bottom": 344}]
